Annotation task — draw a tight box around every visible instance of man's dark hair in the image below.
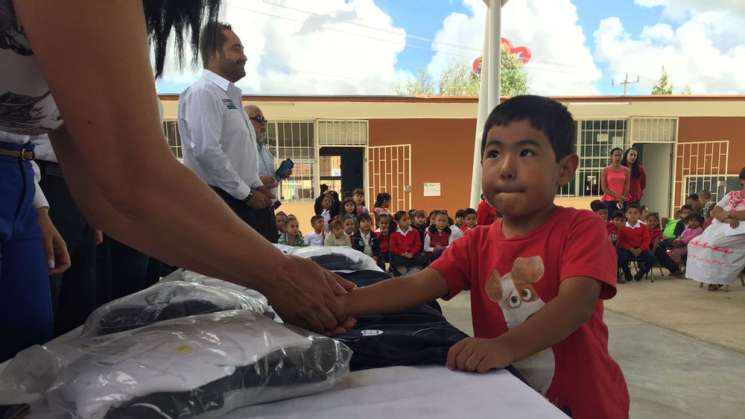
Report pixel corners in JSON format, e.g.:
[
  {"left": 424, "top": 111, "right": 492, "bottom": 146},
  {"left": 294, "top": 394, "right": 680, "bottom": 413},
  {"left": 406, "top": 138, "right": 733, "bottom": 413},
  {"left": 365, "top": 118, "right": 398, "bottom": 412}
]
[
  {"left": 463, "top": 208, "right": 477, "bottom": 217},
  {"left": 612, "top": 211, "right": 625, "bottom": 220},
  {"left": 590, "top": 200, "right": 606, "bottom": 212},
  {"left": 143, "top": 0, "right": 222, "bottom": 77},
  {"left": 199, "top": 21, "right": 233, "bottom": 67},
  {"left": 626, "top": 203, "right": 641, "bottom": 213},
  {"left": 480, "top": 95, "right": 576, "bottom": 161},
  {"left": 687, "top": 193, "right": 699, "bottom": 201}
]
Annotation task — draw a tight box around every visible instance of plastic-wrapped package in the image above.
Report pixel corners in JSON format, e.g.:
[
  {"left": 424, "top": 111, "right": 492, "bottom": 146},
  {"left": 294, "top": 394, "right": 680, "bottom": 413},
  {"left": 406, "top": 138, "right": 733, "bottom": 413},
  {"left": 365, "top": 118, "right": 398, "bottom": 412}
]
[
  {"left": 46, "top": 311, "right": 352, "bottom": 419},
  {"left": 81, "top": 280, "right": 268, "bottom": 337},
  {"left": 290, "top": 245, "right": 382, "bottom": 272}
]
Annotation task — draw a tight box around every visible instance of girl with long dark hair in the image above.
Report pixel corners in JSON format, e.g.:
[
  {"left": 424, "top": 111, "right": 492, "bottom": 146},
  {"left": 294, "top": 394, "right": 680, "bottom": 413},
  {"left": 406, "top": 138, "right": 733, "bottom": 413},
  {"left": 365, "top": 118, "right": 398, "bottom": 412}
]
[{"left": 621, "top": 148, "right": 646, "bottom": 205}]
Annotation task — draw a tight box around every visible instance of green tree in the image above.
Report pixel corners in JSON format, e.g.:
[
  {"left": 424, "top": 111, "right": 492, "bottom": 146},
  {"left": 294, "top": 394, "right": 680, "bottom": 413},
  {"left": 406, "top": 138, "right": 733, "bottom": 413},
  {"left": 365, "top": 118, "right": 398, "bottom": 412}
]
[
  {"left": 398, "top": 48, "right": 529, "bottom": 97},
  {"left": 652, "top": 66, "right": 674, "bottom": 95}
]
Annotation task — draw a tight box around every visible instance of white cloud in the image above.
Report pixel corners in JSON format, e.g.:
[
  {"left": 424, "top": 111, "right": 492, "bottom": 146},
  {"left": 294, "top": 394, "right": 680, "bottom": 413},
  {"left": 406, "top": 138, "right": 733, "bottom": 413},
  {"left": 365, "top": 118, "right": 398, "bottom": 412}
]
[
  {"left": 634, "top": 0, "right": 745, "bottom": 20},
  {"left": 158, "top": 0, "right": 411, "bottom": 94},
  {"left": 426, "top": 0, "right": 602, "bottom": 95},
  {"left": 594, "top": 9, "right": 745, "bottom": 94}
]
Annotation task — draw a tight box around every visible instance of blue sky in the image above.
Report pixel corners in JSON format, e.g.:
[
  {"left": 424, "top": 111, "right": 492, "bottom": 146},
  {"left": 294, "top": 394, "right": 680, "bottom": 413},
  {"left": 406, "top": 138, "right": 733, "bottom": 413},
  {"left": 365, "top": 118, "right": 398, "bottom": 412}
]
[{"left": 156, "top": 0, "right": 745, "bottom": 96}]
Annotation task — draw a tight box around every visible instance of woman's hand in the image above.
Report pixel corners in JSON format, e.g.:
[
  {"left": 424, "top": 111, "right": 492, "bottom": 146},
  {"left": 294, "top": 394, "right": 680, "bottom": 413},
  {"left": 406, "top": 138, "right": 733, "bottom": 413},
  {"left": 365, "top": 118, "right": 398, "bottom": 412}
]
[
  {"left": 37, "top": 208, "right": 71, "bottom": 275},
  {"left": 261, "top": 256, "right": 357, "bottom": 335}
]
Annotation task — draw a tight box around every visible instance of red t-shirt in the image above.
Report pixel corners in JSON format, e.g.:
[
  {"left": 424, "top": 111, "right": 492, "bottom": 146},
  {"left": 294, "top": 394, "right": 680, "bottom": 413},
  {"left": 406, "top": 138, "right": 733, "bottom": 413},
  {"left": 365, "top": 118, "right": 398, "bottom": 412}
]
[
  {"left": 432, "top": 207, "right": 629, "bottom": 419},
  {"left": 477, "top": 199, "right": 499, "bottom": 226}
]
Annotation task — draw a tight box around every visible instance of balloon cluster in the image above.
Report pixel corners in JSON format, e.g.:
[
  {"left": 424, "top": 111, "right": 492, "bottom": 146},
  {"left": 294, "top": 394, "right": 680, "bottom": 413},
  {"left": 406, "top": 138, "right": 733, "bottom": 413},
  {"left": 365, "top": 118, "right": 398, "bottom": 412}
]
[{"left": 472, "top": 37, "right": 532, "bottom": 76}]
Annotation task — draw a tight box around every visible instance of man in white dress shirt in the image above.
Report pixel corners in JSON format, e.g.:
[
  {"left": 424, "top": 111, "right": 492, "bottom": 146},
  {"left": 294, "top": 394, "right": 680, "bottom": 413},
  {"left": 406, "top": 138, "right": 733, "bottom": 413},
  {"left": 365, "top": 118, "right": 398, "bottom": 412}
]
[{"left": 178, "top": 22, "right": 275, "bottom": 240}]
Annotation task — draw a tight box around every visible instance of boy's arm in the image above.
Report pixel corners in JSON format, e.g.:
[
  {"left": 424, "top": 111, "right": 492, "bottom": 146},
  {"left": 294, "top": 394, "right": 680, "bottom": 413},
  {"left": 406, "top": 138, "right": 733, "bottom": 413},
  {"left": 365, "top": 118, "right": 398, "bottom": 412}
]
[
  {"left": 344, "top": 267, "right": 450, "bottom": 316},
  {"left": 448, "top": 276, "right": 601, "bottom": 373}
]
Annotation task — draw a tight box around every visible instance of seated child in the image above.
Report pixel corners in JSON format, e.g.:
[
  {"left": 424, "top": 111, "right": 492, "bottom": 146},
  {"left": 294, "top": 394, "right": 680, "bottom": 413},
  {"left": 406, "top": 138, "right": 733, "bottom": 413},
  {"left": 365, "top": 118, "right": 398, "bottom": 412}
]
[
  {"left": 413, "top": 209, "right": 429, "bottom": 251},
  {"left": 304, "top": 215, "right": 325, "bottom": 246},
  {"left": 375, "top": 214, "right": 393, "bottom": 268},
  {"left": 454, "top": 209, "right": 466, "bottom": 230},
  {"left": 275, "top": 211, "right": 288, "bottom": 236},
  {"left": 342, "top": 197, "right": 357, "bottom": 219},
  {"left": 424, "top": 211, "right": 455, "bottom": 261},
  {"left": 342, "top": 95, "right": 628, "bottom": 419},
  {"left": 319, "top": 195, "right": 335, "bottom": 231},
  {"left": 352, "top": 213, "right": 382, "bottom": 267},
  {"left": 463, "top": 208, "right": 478, "bottom": 230},
  {"left": 646, "top": 212, "right": 662, "bottom": 252},
  {"left": 616, "top": 204, "right": 656, "bottom": 283},
  {"left": 352, "top": 188, "right": 369, "bottom": 215},
  {"left": 660, "top": 205, "right": 691, "bottom": 247},
  {"left": 668, "top": 213, "right": 704, "bottom": 264},
  {"left": 609, "top": 211, "right": 625, "bottom": 245},
  {"left": 389, "top": 210, "right": 428, "bottom": 275},
  {"left": 324, "top": 219, "right": 351, "bottom": 247},
  {"left": 278, "top": 216, "right": 305, "bottom": 247},
  {"left": 590, "top": 199, "right": 608, "bottom": 221}
]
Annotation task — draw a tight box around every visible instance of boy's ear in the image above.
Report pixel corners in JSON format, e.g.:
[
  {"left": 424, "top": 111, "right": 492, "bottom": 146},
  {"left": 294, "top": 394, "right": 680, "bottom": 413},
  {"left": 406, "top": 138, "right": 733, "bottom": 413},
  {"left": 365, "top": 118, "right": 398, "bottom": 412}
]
[{"left": 557, "top": 154, "right": 579, "bottom": 187}]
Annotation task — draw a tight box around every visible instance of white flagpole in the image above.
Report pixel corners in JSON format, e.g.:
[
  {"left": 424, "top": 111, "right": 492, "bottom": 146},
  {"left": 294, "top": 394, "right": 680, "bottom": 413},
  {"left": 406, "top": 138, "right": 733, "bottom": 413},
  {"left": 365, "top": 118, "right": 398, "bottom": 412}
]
[{"left": 470, "top": 0, "right": 505, "bottom": 208}]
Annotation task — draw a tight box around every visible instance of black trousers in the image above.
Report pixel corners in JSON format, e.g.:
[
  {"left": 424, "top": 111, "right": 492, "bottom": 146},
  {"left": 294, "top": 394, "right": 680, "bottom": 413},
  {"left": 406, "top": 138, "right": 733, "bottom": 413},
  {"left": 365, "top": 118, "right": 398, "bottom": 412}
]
[
  {"left": 38, "top": 161, "right": 98, "bottom": 336},
  {"left": 617, "top": 248, "right": 656, "bottom": 277},
  {"left": 211, "top": 187, "right": 277, "bottom": 243}
]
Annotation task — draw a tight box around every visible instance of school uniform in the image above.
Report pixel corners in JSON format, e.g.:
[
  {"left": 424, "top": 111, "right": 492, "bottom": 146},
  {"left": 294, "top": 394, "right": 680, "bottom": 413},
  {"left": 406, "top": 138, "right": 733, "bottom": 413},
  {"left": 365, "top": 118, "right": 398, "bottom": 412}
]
[
  {"left": 390, "top": 227, "right": 427, "bottom": 269},
  {"left": 352, "top": 230, "right": 382, "bottom": 269},
  {"left": 616, "top": 221, "right": 656, "bottom": 280},
  {"left": 423, "top": 227, "right": 454, "bottom": 261}
]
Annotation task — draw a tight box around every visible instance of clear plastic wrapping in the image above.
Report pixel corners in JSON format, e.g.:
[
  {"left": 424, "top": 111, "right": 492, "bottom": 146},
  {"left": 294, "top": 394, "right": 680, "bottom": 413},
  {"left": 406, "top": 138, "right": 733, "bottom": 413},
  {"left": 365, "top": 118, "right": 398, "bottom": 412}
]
[
  {"left": 45, "top": 311, "right": 351, "bottom": 419},
  {"left": 289, "top": 245, "right": 382, "bottom": 272},
  {"left": 82, "top": 275, "right": 268, "bottom": 337}
]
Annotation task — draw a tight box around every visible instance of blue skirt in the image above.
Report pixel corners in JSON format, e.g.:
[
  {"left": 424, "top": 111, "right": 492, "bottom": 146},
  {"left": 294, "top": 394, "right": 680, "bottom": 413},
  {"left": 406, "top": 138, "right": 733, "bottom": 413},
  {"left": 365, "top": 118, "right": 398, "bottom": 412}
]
[{"left": 0, "top": 142, "right": 53, "bottom": 362}]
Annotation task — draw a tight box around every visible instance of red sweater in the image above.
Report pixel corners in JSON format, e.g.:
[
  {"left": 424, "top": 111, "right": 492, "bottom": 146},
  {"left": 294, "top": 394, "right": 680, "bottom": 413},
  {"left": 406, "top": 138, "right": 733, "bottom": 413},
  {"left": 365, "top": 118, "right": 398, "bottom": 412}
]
[
  {"left": 477, "top": 200, "right": 498, "bottom": 225},
  {"left": 390, "top": 227, "right": 422, "bottom": 256},
  {"left": 427, "top": 228, "right": 451, "bottom": 249},
  {"left": 648, "top": 226, "right": 661, "bottom": 250},
  {"left": 376, "top": 231, "right": 391, "bottom": 254},
  {"left": 617, "top": 223, "right": 651, "bottom": 251}
]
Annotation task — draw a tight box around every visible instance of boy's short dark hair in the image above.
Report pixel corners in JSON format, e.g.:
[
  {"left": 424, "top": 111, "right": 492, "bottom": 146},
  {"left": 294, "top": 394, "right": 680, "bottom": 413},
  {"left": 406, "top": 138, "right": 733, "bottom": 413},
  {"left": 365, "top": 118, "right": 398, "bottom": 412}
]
[
  {"left": 310, "top": 215, "right": 323, "bottom": 224},
  {"left": 357, "top": 213, "right": 372, "bottom": 223},
  {"left": 463, "top": 208, "right": 477, "bottom": 217},
  {"left": 612, "top": 211, "right": 625, "bottom": 220},
  {"left": 455, "top": 209, "right": 465, "bottom": 218},
  {"left": 480, "top": 95, "right": 576, "bottom": 161},
  {"left": 626, "top": 203, "right": 641, "bottom": 213},
  {"left": 414, "top": 209, "right": 427, "bottom": 218},
  {"left": 590, "top": 200, "right": 606, "bottom": 212},
  {"left": 394, "top": 211, "right": 408, "bottom": 222},
  {"left": 687, "top": 193, "right": 699, "bottom": 201},
  {"left": 343, "top": 214, "right": 357, "bottom": 222}
]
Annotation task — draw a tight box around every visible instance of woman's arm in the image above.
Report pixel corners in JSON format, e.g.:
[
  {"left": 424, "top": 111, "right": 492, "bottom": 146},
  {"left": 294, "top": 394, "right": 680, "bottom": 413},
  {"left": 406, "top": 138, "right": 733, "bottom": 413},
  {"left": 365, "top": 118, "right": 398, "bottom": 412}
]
[
  {"left": 15, "top": 0, "right": 351, "bottom": 333},
  {"left": 600, "top": 167, "right": 609, "bottom": 197}
]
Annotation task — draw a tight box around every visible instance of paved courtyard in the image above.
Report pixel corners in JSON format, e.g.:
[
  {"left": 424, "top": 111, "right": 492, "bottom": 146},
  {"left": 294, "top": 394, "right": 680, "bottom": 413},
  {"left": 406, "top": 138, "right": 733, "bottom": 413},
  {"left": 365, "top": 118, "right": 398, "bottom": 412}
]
[{"left": 439, "top": 277, "right": 745, "bottom": 419}]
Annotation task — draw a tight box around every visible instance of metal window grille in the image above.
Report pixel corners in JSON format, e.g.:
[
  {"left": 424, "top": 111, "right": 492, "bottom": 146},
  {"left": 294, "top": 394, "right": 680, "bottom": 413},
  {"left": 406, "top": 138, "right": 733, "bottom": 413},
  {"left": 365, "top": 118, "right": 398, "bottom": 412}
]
[
  {"left": 162, "top": 120, "right": 183, "bottom": 160},
  {"left": 558, "top": 120, "right": 628, "bottom": 197},
  {"left": 630, "top": 117, "right": 677, "bottom": 144},
  {"left": 674, "top": 141, "right": 729, "bottom": 209},
  {"left": 367, "top": 145, "right": 412, "bottom": 214},
  {"left": 267, "top": 121, "right": 316, "bottom": 201},
  {"left": 318, "top": 120, "right": 368, "bottom": 146}
]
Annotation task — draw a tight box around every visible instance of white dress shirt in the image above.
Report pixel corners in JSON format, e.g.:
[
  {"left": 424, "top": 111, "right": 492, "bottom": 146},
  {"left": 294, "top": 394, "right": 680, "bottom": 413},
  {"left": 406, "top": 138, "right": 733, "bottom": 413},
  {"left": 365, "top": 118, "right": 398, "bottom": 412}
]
[
  {"left": 178, "top": 70, "right": 261, "bottom": 200},
  {"left": 257, "top": 142, "right": 279, "bottom": 203}
]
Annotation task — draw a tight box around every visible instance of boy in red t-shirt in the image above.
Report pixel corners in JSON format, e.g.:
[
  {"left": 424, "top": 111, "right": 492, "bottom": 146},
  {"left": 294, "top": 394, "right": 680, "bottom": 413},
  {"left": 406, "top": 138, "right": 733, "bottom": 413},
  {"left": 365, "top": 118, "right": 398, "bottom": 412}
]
[{"left": 342, "top": 95, "right": 629, "bottom": 419}]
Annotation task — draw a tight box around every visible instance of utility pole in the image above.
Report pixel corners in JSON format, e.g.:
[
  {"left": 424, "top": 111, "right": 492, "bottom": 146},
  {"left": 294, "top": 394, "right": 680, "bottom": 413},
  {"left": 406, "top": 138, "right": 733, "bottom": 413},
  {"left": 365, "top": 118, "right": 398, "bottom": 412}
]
[{"left": 613, "top": 73, "right": 640, "bottom": 96}]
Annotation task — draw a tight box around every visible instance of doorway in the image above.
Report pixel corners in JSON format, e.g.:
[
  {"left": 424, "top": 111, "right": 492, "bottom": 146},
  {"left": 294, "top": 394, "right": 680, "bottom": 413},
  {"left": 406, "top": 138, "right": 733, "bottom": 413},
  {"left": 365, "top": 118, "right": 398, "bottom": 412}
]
[
  {"left": 635, "top": 143, "right": 674, "bottom": 216},
  {"left": 319, "top": 147, "right": 365, "bottom": 197}
]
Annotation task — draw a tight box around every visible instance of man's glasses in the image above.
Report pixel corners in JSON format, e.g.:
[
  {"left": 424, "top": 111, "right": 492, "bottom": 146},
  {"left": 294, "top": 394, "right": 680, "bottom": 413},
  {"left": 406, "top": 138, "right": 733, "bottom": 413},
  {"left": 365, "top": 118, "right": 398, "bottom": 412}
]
[{"left": 250, "top": 115, "right": 267, "bottom": 124}]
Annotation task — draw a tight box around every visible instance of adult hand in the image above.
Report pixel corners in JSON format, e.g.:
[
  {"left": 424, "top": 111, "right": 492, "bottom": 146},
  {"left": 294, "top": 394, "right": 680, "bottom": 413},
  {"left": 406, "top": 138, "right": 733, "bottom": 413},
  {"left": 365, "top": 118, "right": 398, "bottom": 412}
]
[
  {"left": 260, "top": 176, "right": 278, "bottom": 189},
  {"left": 447, "top": 337, "right": 514, "bottom": 373},
  {"left": 37, "top": 208, "right": 71, "bottom": 275},
  {"left": 246, "top": 191, "right": 272, "bottom": 209},
  {"left": 261, "top": 255, "right": 357, "bottom": 334},
  {"left": 729, "top": 218, "right": 740, "bottom": 229}
]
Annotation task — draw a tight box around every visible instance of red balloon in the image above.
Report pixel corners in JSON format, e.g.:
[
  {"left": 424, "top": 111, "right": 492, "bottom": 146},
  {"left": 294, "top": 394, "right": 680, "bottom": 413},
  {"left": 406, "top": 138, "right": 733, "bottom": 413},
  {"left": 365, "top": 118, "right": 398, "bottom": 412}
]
[
  {"left": 511, "top": 46, "right": 532, "bottom": 64},
  {"left": 472, "top": 56, "right": 482, "bottom": 75}
]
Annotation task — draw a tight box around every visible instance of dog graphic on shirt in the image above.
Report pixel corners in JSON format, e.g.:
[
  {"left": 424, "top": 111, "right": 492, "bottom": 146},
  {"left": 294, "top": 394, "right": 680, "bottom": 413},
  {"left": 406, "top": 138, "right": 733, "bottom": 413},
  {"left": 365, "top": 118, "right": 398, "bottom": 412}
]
[{"left": 485, "top": 256, "right": 555, "bottom": 395}]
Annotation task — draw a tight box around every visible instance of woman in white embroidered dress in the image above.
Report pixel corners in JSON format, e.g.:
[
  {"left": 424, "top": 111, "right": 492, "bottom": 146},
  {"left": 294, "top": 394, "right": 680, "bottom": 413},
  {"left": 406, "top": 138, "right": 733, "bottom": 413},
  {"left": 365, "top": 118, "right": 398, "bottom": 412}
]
[{"left": 686, "top": 167, "right": 745, "bottom": 290}]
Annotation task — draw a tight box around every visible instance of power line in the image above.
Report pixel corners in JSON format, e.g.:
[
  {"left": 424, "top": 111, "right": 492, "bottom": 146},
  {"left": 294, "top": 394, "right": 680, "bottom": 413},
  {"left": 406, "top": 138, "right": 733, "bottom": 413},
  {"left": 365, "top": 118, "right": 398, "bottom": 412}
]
[{"left": 613, "top": 73, "right": 640, "bottom": 95}]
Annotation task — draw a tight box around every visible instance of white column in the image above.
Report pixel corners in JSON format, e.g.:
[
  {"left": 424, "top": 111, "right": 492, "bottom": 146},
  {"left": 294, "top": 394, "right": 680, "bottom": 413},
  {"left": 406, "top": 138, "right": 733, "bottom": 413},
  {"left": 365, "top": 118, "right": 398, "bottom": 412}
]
[{"left": 470, "top": 0, "right": 505, "bottom": 208}]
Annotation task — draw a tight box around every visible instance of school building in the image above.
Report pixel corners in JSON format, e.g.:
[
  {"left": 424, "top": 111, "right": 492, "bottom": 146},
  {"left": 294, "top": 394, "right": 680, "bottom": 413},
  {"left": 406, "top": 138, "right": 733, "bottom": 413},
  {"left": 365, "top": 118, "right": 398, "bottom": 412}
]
[{"left": 159, "top": 94, "right": 745, "bottom": 229}]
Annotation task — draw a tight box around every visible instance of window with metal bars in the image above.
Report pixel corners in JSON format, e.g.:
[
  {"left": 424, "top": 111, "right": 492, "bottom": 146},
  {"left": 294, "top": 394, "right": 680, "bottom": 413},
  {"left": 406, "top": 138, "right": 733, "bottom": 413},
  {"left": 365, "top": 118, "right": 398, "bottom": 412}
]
[
  {"left": 162, "top": 120, "right": 183, "bottom": 160},
  {"left": 266, "top": 121, "right": 316, "bottom": 201}
]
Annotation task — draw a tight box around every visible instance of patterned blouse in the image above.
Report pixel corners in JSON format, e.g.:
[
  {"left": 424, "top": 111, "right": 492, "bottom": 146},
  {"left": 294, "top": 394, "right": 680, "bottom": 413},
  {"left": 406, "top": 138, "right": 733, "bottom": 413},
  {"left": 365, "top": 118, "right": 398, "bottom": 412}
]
[{"left": 0, "top": 0, "right": 63, "bottom": 138}]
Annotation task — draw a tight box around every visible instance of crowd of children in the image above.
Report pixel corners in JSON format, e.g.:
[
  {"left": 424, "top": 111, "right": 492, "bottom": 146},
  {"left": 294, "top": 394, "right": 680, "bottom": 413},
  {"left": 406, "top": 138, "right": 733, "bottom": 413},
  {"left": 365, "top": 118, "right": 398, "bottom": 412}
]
[
  {"left": 273, "top": 187, "right": 494, "bottom": 276},
  {"left": 591, "top": 194, "right": 711, "bottom": 284}
]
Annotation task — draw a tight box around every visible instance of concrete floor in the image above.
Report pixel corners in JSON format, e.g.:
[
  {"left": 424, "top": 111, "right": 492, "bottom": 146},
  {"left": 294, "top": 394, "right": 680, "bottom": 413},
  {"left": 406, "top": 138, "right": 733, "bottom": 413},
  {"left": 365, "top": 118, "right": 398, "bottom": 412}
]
[{"left": 439, "top": 277, "right": 745, "bottom": 419}]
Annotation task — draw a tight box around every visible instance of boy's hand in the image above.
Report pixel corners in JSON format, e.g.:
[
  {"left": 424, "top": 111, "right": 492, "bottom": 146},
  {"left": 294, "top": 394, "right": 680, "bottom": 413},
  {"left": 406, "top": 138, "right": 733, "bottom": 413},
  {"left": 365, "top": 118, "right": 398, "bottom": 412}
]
[{"left": 447, "top": 337, "right": 514, "bottom": 373}]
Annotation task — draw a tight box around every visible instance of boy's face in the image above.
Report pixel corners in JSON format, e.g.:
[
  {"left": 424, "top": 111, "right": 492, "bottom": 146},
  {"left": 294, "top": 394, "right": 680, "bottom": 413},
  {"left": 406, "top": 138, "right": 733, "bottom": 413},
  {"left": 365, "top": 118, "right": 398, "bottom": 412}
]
[
  {"left": 398, "top": 215, "right": 411, "bottom": 229},
  {"left": 680, "top": 209, "right": 691, "bottom": 220},
  {"left": 312, "top": 218, "right": 324, "bottom": 233},
  {"left": 332, "top": 225, "right": 344, "bottom": 236},
  {"left": 626, "top": 208, "right": 640, "bottom": 224},
  {"left": 613, "top": 217, "right": 625, "bottom": 228},
  {"left": 359, "top": 219, "right": 371, "bottom": 232},
  {"left": 353, "top": 193, "right": 364, "bottom": 205},
  {"left": 414, "top": 214, "right": 427, "bottom": 226},
  {"left": 465, "top": 214, "right": 477, "bottom": 228},
  {"left": 344, "top": 218, "right": 356, "bottom": 233},
  {"left": 435, "top": 214, "right": 449, "bottom": 230},
  {"left": 596, "top": 209, "right": 608, "bottom": 220},
  {"left": 481, "top": 120, "right": 577, "bottom": 219}
]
